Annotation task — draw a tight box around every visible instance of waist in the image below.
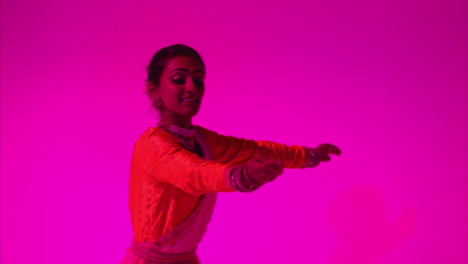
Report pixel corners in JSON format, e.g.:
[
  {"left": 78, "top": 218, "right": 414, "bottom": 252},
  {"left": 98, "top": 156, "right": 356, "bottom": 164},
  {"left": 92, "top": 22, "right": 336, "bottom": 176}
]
[{"left": 131, "top": 239, "right": 197, "bottom": 264}]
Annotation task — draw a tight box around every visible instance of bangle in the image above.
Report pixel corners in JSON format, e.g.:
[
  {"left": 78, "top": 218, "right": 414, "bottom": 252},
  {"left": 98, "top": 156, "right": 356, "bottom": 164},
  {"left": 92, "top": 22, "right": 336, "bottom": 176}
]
[
  {"left": 230, "top": 166, "right": 260, "bottom": 192},
  {"left": 305, "top": 147, "right": 321, "bottom": 168},
  {"left": 241, "top": 166, "right": 261, "bottom": 190}
]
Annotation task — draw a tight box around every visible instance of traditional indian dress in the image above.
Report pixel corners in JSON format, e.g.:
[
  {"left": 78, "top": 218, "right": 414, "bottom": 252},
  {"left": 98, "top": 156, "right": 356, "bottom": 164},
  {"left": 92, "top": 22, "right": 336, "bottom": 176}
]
[{"left": 121, "top": 125, "right": 312, "bottom": 264}]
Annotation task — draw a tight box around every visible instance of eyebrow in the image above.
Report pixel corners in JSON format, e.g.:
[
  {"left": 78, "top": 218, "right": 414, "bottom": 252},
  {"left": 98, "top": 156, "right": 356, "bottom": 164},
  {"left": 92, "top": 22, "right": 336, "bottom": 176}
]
[{"left": 170, "top": 68, "right": 205, "bottom": 74}]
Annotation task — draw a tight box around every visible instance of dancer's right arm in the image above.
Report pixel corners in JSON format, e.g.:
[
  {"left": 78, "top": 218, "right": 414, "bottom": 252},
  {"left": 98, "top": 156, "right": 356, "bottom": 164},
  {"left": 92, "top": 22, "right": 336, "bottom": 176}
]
[{"left": 131, "top": 128, "right": 236, "bottom": 196}]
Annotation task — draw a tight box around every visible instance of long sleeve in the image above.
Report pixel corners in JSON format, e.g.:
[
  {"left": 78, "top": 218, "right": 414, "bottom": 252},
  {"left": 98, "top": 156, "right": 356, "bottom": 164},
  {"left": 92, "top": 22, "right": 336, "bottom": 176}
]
[
  {"left": 196, "top": 126, "right": 309, "bottom": 168},
  {"left": 132, "top": 128, "right": 235, "bottom": 196}
]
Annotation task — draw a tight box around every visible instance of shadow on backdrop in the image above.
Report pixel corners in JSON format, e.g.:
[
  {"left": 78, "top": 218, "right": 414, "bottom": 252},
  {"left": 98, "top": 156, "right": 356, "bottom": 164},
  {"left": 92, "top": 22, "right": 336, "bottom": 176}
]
[{"left": 326, "top": 185, "right": 417, "bottom": 264}]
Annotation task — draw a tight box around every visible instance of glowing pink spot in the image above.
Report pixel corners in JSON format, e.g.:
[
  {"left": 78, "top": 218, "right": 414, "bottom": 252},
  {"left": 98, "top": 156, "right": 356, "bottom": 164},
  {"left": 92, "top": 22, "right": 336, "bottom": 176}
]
[{"left": 326, "top": 185, "right": 417, "bottom": 264}]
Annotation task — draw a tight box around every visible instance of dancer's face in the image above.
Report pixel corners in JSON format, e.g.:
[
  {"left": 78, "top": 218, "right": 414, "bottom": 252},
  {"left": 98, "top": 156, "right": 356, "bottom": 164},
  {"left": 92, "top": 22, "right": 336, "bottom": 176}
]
[{"left": 154, "top": 56, "right": 205, "bottom": 124}]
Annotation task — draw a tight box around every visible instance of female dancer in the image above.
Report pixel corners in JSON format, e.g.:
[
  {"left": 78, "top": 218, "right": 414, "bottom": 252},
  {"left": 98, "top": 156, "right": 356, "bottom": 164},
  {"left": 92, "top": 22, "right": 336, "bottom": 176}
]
[{"left": 121, "top": 44, "right": 341, "bottom": 264}]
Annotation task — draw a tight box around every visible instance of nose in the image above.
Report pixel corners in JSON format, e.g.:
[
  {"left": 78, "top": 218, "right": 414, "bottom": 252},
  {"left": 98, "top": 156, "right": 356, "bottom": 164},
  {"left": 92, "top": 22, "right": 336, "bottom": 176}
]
[{"left": 186, "top": 78, "right": 199, "bottom": 94}]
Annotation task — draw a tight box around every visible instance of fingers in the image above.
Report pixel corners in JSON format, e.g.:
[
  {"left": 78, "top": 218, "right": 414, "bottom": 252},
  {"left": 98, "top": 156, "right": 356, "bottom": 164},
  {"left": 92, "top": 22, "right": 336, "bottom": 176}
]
[
  {"left": 265, "top": 160, "right": 284, "bottom": 176},
  {"left": 320, "top": 155, "right": 331, "bottom": 162},
  {"left": 251, "top": 154, "right": 283, "bottom": 170},
  {"left": 258, "top": 160, "right": 283, "bottom": 182},
  {"left": 328, "top": 145, "right": 342, "bottom": 156},
  {"left": 246, "top": 155, "right": 284, "bottom": 184},
  {"left": 318, "top": 143, "right": 341, "bottom": 155},
  {"left": 316, "top": 143, "right": 342, "bottom": 162}
]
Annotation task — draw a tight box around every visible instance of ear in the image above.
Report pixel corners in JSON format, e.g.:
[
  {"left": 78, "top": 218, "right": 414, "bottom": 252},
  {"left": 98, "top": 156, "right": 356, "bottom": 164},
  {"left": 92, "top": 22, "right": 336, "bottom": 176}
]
[{"left": 146, "top": 81, "right": 159, "bottom": 97}]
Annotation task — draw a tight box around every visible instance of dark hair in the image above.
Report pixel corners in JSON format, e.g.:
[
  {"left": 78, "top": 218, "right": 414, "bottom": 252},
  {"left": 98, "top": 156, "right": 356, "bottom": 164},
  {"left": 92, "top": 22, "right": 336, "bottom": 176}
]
[{"left": 146, "top": 44, "right": 205, "bottom": 86}]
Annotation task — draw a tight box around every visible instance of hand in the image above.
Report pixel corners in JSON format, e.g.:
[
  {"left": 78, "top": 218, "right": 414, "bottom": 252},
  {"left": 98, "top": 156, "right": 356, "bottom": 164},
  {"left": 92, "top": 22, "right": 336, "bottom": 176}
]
[
  {"left": 315, "top": 143, "right": 342, "bottom": 162},
  {"left": 245, "top": 153, "right": 284, "bottom": 185}
]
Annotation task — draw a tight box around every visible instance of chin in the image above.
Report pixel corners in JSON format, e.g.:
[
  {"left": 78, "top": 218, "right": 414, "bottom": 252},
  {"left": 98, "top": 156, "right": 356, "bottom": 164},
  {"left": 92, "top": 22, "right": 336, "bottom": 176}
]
[
  {"left": 188, "top": 110, "right": 200, "bottom": 117},
  {"left": 186, "top": 107, "right": 201, "bottom": 116},
  {"left": 178, "top": 109, "right": 200, "bottom": 118}
]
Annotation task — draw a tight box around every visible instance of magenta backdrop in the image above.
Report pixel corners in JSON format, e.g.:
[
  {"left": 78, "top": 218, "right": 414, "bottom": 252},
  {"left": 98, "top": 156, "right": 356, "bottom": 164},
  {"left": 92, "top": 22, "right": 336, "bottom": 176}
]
[{"left": 1, "top": 0, "right": 467, "bottom": 263}]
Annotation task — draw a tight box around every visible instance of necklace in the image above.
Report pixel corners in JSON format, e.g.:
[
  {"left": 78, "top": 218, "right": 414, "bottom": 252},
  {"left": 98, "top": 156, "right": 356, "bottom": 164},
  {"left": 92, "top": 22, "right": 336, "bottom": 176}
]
[{"left": 158, "top": 122, "right": 196, "bottom": 150}]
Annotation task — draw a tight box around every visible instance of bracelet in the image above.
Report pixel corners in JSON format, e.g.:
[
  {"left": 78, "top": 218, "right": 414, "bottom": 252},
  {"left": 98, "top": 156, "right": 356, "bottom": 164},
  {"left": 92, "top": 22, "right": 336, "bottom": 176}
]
[
  {"left": 305, "top": 147, "right": 321, "bottom": 168},
  {"left": 230, "top": 166, "right": 260, "bottom": 192},
  {"left": 230, "top": 166, "right": 250, "bottom": 192}
]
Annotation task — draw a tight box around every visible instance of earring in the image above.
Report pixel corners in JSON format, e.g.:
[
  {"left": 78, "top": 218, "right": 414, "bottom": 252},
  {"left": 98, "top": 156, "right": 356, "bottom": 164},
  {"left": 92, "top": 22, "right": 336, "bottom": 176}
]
[{"left": 152, "top": 97, "right": 162, "bottom": 108}]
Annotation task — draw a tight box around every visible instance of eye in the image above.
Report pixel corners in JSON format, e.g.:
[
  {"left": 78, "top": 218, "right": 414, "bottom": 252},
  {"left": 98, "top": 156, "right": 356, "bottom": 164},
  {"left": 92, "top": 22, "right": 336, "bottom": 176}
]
[
  {"left": 193, "top": 79, "right": 204, "bottom": 87},
  {"left": 172, "top": 76, "right": 186, "bottom": 85}
]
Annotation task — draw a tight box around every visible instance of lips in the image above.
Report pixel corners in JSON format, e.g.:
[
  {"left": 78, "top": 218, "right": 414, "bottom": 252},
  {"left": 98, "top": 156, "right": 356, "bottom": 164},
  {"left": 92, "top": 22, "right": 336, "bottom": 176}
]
[{"left": 180, "top": 97, "right": 199, "bottom": 103}]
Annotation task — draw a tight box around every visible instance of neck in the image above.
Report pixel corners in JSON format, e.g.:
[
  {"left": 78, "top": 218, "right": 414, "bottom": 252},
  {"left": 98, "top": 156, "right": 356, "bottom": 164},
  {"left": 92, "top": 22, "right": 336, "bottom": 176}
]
[{"left": 160, "top": 113, "right": 192, "bottom": 129}]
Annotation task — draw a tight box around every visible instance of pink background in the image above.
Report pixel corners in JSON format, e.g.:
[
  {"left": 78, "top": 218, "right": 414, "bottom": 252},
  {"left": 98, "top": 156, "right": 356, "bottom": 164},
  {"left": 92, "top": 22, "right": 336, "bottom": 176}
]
[{"left": 1, "top": 0, "right": 467, "bottom": 263}]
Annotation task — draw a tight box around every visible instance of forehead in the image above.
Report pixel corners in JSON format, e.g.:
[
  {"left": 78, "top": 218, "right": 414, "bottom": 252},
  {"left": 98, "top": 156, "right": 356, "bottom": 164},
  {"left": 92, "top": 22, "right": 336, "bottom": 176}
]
[{"left": 164, "top": 56, "right": 204, "bottom": 74}]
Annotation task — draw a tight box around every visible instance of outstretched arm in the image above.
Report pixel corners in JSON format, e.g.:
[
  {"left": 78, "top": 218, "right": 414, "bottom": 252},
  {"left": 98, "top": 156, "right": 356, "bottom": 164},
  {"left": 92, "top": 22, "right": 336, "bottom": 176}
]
[
  {"left": 197, "top": 126, "right": 341, "bottom": 169},
  {"left": 132, "top": 129, "right": 237, "bottom": 196}
]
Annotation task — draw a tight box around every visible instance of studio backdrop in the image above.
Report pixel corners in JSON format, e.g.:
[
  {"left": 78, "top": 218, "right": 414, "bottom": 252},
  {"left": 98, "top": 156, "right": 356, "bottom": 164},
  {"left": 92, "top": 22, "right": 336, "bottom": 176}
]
[{"left": 1, "top": 0, "right": 467, "bottom": 263}]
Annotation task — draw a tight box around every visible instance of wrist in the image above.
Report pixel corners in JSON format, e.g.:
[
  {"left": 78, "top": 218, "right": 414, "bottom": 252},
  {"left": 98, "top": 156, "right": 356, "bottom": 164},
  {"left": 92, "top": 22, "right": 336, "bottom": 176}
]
[
  {"left": 305, "top": 147, "right": 321, "bottom": 168},
  {"left": 229, "top": 165, "right": 261, "bottom": 192}
]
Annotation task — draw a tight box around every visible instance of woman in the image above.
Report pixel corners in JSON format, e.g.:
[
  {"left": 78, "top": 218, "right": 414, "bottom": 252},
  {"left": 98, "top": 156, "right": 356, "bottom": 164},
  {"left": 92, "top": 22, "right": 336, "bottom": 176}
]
[{"left": 121, "top": 44, "right": 341, "bottom": 264}]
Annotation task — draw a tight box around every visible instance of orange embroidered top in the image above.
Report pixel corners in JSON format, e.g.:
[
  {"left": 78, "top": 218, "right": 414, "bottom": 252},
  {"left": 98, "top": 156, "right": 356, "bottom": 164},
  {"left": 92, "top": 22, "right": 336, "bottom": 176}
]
[{"left": 129, "top": 125, "right": 310, "bottom": 242}]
